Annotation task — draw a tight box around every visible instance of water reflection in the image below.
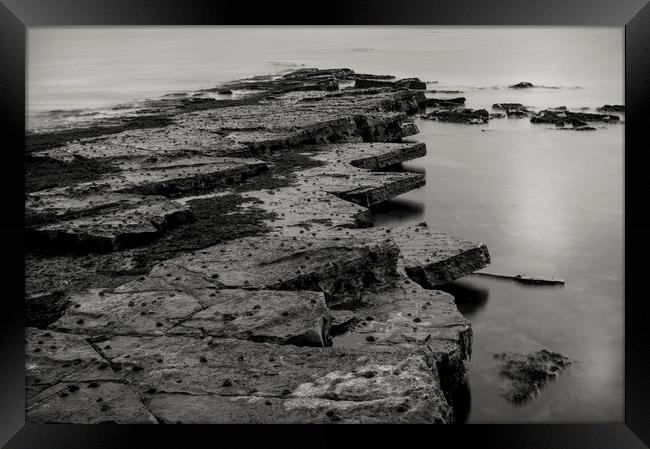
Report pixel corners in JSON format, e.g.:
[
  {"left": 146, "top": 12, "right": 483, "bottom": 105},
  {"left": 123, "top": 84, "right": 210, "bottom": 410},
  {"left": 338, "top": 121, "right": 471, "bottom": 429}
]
[
  {"left": 370, "top": 198, "right": 425, "bottom": 227},
  {"left": 438, "top": 279, "right": 490, "bottom": 318}
]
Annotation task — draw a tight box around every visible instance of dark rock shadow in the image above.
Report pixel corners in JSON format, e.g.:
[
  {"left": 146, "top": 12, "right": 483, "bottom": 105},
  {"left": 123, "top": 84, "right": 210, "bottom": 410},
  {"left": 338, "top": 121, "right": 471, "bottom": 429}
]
[
  {"left": 438, "top": 280, "right": 490, "bottom": 318},
  {"left": 450, "top": 380, "right": 472, "bottom": 424},
  {"left": 370, "top": 199, "right": 425, "bottom": 227}
]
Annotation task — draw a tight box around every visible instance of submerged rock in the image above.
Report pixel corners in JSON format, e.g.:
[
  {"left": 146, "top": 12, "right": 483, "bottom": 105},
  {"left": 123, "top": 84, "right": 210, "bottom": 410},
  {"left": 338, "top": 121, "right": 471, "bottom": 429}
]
[{"left": 494, "top": 349, "right": 572, "bottom": 404}]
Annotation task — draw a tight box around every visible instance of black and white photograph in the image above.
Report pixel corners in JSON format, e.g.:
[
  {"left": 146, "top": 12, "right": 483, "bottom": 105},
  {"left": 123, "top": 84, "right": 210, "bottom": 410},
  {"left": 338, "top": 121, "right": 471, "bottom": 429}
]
[{"left": 23, "top": 25, "right": 626, "bottom": 424}]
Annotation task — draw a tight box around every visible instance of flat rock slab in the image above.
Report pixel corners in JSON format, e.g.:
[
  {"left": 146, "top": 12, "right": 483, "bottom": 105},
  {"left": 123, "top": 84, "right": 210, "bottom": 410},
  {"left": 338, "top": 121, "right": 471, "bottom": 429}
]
[
  {"left": 110, "top": 157, "right": 269, "bottom": 196},
  {"left": 474, "top": 272, "right": 565, "bottom": 286},
  {"left": 27, "top": 380, "right": 158, "bottom": 424},
  {"left": 96, "top": 336, "right": 451, "bottom": 423},
  {"left": 307, "top": 142, "right": 426, "bottom": 171},
  {"left": 240, "top": 188, "right": 373, "bottom": 235},
  {"left": 32, "top": 126, "right": 249, "bottom": 162},
  {"left": 27, "top": 156, "right": 268, "bottom": 251},
  {"left": 494, "top": 349, "right": 572, "bottom": 404},
  {"left": 53, "top": 286, "right": 332, "bottom": 347},
  {"left": 331, "top": 279, "right": 471, "bottom": 396},
  {"left": 26, "top": 190, "right": 150, "bottom": 222},
  {"left": 326, "top": 224, "right": 490, "bottom": 288},
  {"left": 148, "top": 234, "right": 400, "bottom": 304},
  {"left": 237, "top": 142, "right": 428, "bottom": 235},
  {"left": 31, "top": 197, "right": 192, "bottom": 252},
  {"left": 332, "top": 280, "right": 471, "bottom": 360},
  {"left": 295, "top": 166, "right": 425, "bottom": 208},
  {"left": 25, "top": 328, "right": 118, "bottom": 400}
]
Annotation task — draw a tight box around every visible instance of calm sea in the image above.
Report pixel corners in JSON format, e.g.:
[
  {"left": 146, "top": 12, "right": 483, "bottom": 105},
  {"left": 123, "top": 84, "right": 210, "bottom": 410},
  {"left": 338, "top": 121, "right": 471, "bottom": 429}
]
[{"left": 28, "top": 26, "right": 624, "bottom": 423}]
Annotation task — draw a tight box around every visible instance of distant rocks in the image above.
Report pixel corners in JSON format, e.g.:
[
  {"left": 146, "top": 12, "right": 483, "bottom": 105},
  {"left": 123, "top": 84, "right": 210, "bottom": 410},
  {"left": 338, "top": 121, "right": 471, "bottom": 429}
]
[
  {"left": 505, "top": 108, "right": 531, "bottom": 118},
  {"left": 421, "top": 108, "right": 489, "bottom": 125},
  {"left": 494, "top": 349, "right": 572, "bottom": 404},
  {"left": 354, "top": 77, "right": 427, "bottom": 90},
  {"left": 531, "top": 109, "right": 620, "bottom": 127},
  {"left": 427, "top": 89, "right": 464, "bottom": 94},
  {"left": 508, "top": 82, "right": 534, "bottom": 89},
  {"left": 425, "top": 97, "right": 466, "bottom": 108},
  {"left": 352, "top": 73, "right": 396, "bottom": 80},
  {"left": 597, "top": 104, "right": 625, "bottom": 113},
  {"left": 397, "top": 78, "right": 427, "bottom": 90},
  {"left": 492, "top": 103, "right": 524, "bottom": 110},
  {"left": 492, "top": 103, "right": 532, "bottom": 118}
]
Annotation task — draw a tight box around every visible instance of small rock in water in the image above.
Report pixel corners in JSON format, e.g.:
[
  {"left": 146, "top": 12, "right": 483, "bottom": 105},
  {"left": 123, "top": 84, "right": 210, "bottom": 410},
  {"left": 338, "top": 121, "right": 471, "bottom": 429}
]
[
  {"left": 508, "top": 81, "right": 534, "bottom": 89},
  {"left": 494, "top": 349, "right": 572, "bottom": 404}
]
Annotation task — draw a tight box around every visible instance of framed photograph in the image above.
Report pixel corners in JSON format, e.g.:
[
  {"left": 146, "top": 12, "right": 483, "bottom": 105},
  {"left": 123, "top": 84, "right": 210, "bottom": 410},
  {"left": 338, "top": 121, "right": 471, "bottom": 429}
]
[{"left": 2, "top": 0, "right": 649, "bottom": 447}]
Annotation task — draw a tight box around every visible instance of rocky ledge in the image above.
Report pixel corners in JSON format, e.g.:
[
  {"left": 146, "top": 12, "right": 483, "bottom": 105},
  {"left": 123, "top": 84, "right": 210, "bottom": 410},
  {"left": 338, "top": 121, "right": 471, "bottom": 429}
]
[{"left": 25, "top": 68, "right": 490, "bottom": 423}]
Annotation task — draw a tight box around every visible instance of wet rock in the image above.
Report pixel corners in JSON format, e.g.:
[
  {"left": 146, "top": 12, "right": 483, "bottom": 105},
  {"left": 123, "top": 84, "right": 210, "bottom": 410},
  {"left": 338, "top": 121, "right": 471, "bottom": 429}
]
[
  {"left": 354, "top": 77, "right": 426, "bottom": 90},
  {"left": 400, "top": 122, "right": 419, "bottom": 136},
  {"left": 596, "top": 104, "right": 624, "bottom": 113},
  {"left": 427, "top": 89, "right": 464, "bottom": 94},
  {"left": 494, "top": 349, "right": 572, "bottom": 404},
  {"left": 474, "top": 272, "right": 565, "bottom": 285},
  {"left": 508, "top": 82, "right": 534, "bottom": 89},
  {"left": 505, "top": 108, "right": 532, "bottom": 118},
  {"left": 514, "top": 274, "right": 565, "bottom": 285},
  {"left": 531, "top": 109, "right": 620, "bottom": 125},
  {"left": 351, "top": 73, "right": 396, "bottom": 81},
  {"left": 492, "top": 103, "right": 524, "bottom": 110},
  {"left": 425, "top": 97, "right": 466, "bottom": 108},
  {"left": 396, "top": 78, "right": 427, "bottom": 90},
  {"left": 316, "top": 77, "right": 339, "bottom": 91},
  {"left": 421, "top": 108, "right": 490, "bottom": 124}
]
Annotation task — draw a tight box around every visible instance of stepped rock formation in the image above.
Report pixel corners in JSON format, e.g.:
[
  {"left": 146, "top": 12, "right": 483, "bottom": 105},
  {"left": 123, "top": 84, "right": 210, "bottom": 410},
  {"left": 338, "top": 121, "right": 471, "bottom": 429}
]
[{"left": 25, "top": 68, "right": 490, "bottom": 423}]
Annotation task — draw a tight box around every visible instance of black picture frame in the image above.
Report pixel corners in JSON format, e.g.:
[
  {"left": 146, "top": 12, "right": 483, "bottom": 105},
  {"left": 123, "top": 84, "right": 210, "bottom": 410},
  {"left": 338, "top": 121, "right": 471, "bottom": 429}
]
[{"left": 2, "top": 1, "right": 649, "bottom": 447}]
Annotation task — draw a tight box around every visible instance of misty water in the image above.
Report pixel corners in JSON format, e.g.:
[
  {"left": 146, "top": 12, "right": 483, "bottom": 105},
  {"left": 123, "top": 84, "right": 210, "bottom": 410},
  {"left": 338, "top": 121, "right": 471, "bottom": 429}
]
[{"left": 28, "top": 27, "right": 624, "bottom": 423}]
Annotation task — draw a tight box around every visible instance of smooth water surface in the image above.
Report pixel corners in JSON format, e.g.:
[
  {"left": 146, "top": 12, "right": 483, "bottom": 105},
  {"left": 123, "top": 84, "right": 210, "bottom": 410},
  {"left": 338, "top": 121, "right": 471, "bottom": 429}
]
[{"left": 28, "top": 27, "right": 624, "bottom": 422}]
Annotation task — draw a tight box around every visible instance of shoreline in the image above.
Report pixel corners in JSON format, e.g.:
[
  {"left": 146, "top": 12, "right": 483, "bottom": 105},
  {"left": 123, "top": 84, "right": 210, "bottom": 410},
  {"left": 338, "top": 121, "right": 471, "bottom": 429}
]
[{"left": 25, "top": 67, "right": 494, "bottom": 423}]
